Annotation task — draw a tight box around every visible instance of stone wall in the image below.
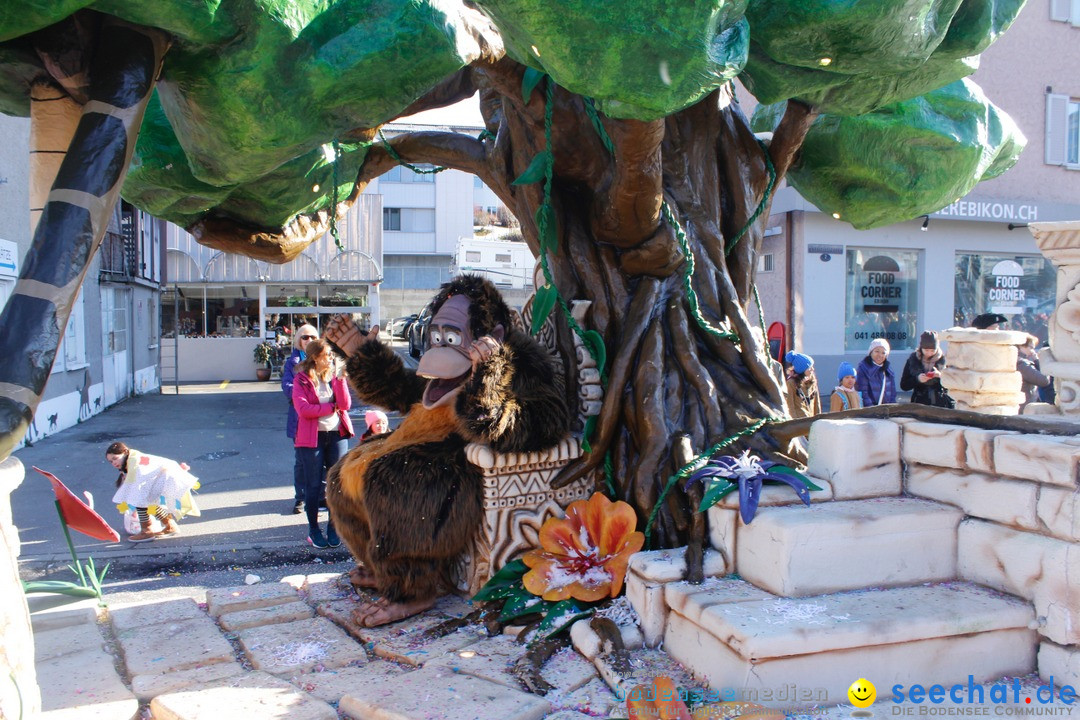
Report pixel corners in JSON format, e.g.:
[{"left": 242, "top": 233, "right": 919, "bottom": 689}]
[
  {"left": 898, "top": 419, "right": 1080, "bottom": 680},
  {"left": 0, "top": 457, "right": 40, "bottom": 718}
]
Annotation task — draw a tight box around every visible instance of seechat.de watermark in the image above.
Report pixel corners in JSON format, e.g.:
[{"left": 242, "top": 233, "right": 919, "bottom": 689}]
[{"left": 889, "top": 676, "right": 1077, "bottom": 716}]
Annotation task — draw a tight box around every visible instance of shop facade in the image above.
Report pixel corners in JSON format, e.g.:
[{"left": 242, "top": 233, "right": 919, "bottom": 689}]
[
  {"left": 757, "top": 190, "right": 1080, "bottom": 386},
  {"left": 163, "top": 195, "right": 382, "bottom": 382}
]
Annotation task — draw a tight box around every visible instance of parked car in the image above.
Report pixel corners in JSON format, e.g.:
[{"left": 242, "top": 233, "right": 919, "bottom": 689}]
[
  {"left": 407, "top": 304, "right": 434, "bottom": 359},
  {"left": 388, "top": 314, "right": 418, "bottom": 339}
]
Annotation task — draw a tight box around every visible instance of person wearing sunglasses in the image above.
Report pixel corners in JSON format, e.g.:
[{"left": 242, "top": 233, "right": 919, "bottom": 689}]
[{"left": 282, "top": 324, "right": 319, "bottom": 514}]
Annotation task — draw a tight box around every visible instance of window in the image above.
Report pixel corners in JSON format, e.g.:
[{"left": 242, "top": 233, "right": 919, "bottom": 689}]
[
  {"left": 844, "top": 248, "right": 920, "bottom": 352},
  {"left": 384, "top": 208, "right": 401, "bottom": 231},
  {"left": 383, "top": 208, "right": 434, "bottom": 232},
  {"left": 55, "top": 290, "right": 86, "bottom": 371},
  {"left": 102, "top": 287, "right": 128, "bottom": 354},
  {"left": 954, "top": 253, "right": 1054, "bottom": 344},
  {"left": 1045, "top": 94, "right": 1080, "bottom": 166},
  {"left": 474, "top": 176, "right": 483, "bottom": 188},
  {"left": 758, "top": 253, "right": 775, "bottom": 273},
  {"left": 465, "top": 251, "right": 482, "bottom": 263},
  {"left": 382, "top": 165, "right": 435, "bottom": 183},
  {"left": 495, "top": 253, "right": 512, "bottom": 263},
  {"left": 1050, "top": 0, "right": 1080, "bottom": 24}
]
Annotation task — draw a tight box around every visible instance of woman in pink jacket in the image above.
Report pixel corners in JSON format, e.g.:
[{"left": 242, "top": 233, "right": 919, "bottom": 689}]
[{"left": 292, "top": 338, "right": 354, "bottom": 548}]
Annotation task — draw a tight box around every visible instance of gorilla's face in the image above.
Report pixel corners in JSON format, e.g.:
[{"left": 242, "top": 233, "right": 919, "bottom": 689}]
[{"left": 417, "top": 295, "right": 475, "bottom": 408}]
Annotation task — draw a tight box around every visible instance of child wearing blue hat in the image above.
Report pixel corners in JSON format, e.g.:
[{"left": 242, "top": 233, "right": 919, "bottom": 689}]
[
  {"left": 784, "top": 351, "right": 821, "bottom": 419},
  {"left": 829, "top": 362, "right": 863, "bottom": 412}
]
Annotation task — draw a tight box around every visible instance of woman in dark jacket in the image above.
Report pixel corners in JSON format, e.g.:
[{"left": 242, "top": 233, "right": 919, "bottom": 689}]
[
  {"left": 855, "top": 338, "right": 897, "bottom": 406},
  {"left": 900, "top": 331, "right": 953, "bottom": 408}
]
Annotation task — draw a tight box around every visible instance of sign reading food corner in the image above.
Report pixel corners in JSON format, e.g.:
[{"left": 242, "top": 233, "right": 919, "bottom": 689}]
[
  {"left": 860, "top": 256, "right": 903, "bottom": 313},
  {"left": 988, "top": 259, "right": 1025, "bottom": 315},
  {"left": 845, "top": 248, "right": 920, "bottom": 352}
]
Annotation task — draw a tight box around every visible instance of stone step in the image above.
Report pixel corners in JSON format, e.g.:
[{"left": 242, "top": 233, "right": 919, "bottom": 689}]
[
  {"left": 663, "top": 582, "right": 1037, "bottom": 706},
  {"left": 736, "top": 497, "right": 963, "bottom": 596}
]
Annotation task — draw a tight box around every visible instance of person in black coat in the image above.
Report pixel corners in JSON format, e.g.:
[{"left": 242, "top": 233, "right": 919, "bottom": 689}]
[{"left": 900, "top": 331, "right": 953, "bottom": 408}]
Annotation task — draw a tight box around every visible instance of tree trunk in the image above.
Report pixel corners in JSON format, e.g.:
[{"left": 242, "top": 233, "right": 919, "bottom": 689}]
[{"left": 468, "top": 63, "right": 812, "bottom": 547}]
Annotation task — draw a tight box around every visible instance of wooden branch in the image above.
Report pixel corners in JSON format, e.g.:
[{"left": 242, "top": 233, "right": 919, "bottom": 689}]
[
  {"left": 358, "top": 131, "right": 488, "bottom": 181},
  {"left": 769, "top": 404, "right": 1080, "bottom": 444},
  {"left": 766, "top": 100, "right": 817, "bottom": 180},
  {"left": 510, "top": 634, "right": 570, "bottom": 696},
  {"left": 396, "top": 68, "right": 478, "bottom": 119}
]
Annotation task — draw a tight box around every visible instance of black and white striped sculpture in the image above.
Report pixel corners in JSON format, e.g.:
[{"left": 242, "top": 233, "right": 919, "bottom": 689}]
[{"left": 0, "top": 20, "right": 167, "bottom": 460}]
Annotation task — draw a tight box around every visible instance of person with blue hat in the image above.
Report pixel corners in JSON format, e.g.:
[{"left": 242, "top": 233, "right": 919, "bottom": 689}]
[
  {"left": 784, "top": 351, "right": 821, "bottom": 418},
  {"left": 829, "top": 361, "right": 863, "bottom": 412}
]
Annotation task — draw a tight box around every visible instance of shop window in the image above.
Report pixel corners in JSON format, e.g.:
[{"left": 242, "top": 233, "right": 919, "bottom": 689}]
[
  {"left": 954, "top": 253, "right": 1054, "bottom": 344},
  {"left": 205, "top": 285, "right": 258, "bottom": 337},
  {"left": 845, "top": 248, "right": 920, "bottom": 352},
  {"left": 1045, "top": 94, "right": 1080, "bottom": 167}
]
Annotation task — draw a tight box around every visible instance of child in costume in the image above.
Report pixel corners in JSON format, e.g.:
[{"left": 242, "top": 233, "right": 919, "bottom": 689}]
[{"left": 108, "top": 441, "right": 200, "bottom": 542}]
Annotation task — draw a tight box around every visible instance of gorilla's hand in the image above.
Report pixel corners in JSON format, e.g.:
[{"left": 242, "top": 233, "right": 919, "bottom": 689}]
[
  {"left": 325, "top": 314, "right": 379, "bottom": 357},
  {"left": 469, "top": 335, "right": 500, "bottom": 370}
]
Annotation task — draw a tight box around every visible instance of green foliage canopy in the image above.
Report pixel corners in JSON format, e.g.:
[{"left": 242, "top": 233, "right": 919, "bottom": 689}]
[{"left": 0, "top": 0, "right": 1029, "bottom": 236}]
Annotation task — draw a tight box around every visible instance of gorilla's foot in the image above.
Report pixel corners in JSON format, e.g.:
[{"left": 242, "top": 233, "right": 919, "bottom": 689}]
[
  {"left": 348, "top": 564, "right": 379, "bottom": 589},
  {"left": 353, "top": 596, "right": 436, "bottom": 627}
]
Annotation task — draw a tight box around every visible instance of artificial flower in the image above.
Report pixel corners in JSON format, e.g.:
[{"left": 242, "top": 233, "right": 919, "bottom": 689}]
[{"left": 523, "top": 492, "right": 644, "bottom": 602}]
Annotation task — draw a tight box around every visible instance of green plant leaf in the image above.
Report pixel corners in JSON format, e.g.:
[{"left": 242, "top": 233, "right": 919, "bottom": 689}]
[
  {"left": 532, "top": 599, "right": 594, "bottom": 644},
  {"left": 522, "top": 67, "right": 546, "bottom": 103},
  {"left": 512, "top": 151, "right": 550, "bottom": 186},
  {"left": 767, "top": 465, "right": 822, "bottom": 490},
  {"left": 581, "top": 330, "right": 607, "bottom": 377},
  {"left": 499, "top": 586, "right": 551, "bottom": 622},
  {"left": 536, "top": 204, "right": 558, "bottom": 256},
  {"left": 530, "top": 284, "right": 558, "bottom": 336},
  {"left": 473, "top": 559, "right": 529, "bottom": 602},
  {"left": 22, "top": 580, "right": 99, "bottom": 598},
  {"left": 698, "top": 480, "right": 738, "bottom": 512},
  {"left": 581, "top": 415, "right": 597, "bottom": 454}
]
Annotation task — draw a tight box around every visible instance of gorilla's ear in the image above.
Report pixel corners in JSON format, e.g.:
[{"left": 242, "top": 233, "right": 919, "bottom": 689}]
[{"left": 491, "top": 324, "right": 505, "bottom": 343}]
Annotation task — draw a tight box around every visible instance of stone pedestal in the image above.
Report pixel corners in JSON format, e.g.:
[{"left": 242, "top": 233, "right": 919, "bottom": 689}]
[
  {"left": 939, "top": 327, "right": 1027, "bottom": 415},
  {"left": 0, "top": 457, "right": 41, "bottom": 718},
  {"left": 1030, "top": 221, "right": 1080, "bottom": 417}
]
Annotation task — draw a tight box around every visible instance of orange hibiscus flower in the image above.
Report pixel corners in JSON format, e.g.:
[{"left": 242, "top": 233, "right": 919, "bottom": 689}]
[{"left": 522, "top": 492, "right": 644, "bottom": 602}]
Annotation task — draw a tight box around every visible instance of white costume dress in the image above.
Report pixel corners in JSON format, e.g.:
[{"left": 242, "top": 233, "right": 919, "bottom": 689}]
[{"left": 112, "top": 450, "right": 201, "bottom": 519}]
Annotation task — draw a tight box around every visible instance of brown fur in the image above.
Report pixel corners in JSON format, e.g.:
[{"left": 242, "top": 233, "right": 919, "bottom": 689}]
[{"left": 328, "top": 276, "right": 570, "bottom": 607}]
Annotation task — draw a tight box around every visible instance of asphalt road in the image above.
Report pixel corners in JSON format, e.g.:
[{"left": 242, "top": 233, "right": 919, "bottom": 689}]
[{"left": 13, "top": 338, "right": 416, "bottom": 589}]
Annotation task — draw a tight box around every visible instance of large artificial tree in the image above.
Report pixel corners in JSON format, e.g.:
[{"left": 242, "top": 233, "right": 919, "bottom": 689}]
[{"left": 0, "top": 0, "right": 1026, "bottom": 547}]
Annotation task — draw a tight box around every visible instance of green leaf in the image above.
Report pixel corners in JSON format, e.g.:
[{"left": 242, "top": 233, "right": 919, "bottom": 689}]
[
  {"left": 698, "top": 480, "right": 738, "bottom": 512},
  {"left": 22, "top": 580, "right": 99, "bottom": 598},
  {"left": 532, "top": 599, "right": 594, "bottom": 643},
  {"left": 581, "top": 330, "right": 607, "bottom": 377},
  {"left": 768, "top": 465, "right": 822, "bottom": 490},
  {"left": 581, "top": 415, "right": 597, "bottom": 454},
  {"left": 499, "top": 586, "right": 551, "bottom": 622},
  {"left": 473, "top": 559, "right": 529, "bottom": 602},
  {"left": 522, "top": 67, "right": 545, "bottom": 103},
  {"left": 530, "top": 284, "right": 558, "bottom": 336},
  {"left": 535, "top": 204, "right": 558, "bottom": 256},
  {"left": 513, "top": 151, "right": 550, "bottom": 186}
]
